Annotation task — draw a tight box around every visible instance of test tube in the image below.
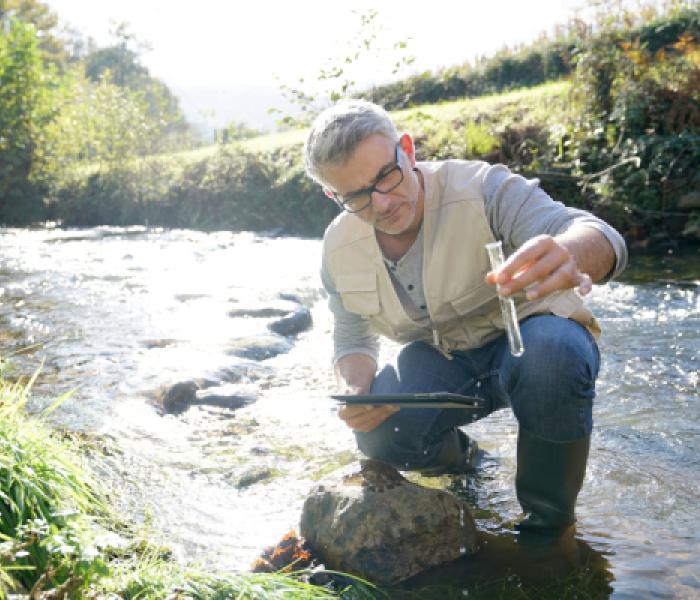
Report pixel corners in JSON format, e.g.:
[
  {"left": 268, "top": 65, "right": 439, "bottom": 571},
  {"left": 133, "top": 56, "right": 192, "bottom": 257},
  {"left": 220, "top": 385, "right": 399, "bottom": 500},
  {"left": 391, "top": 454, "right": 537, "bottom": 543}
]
[{"left": 485, "top": 241, "right": 524, "bottom": 357}]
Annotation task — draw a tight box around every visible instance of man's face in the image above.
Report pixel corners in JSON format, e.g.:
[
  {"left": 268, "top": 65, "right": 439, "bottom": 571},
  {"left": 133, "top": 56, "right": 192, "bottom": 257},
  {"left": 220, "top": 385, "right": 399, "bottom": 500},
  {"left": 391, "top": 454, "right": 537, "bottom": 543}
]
[{"left": 321, "top": 133, "right": 424, "bottom": 236}]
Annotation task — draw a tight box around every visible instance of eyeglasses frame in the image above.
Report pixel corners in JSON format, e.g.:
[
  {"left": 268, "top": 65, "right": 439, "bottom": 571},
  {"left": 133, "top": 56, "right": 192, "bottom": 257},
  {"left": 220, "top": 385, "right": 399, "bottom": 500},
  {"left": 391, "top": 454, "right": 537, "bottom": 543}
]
[{"left": 328, "top": 142, "right": 404, "bottom": 213}]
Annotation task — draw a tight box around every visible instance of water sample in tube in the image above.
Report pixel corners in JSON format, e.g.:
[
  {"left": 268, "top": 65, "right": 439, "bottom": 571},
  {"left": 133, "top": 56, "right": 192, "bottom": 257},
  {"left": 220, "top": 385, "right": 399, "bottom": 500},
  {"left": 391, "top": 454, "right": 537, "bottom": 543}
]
[{"left": 485, "top": 241, "right": 525, "bottom": 357}]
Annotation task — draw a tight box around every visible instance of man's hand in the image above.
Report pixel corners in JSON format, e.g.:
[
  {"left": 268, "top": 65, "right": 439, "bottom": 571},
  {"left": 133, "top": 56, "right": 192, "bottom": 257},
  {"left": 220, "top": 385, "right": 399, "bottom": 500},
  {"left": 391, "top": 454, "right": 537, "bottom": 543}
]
[
  {"left": 338, "top": 402, "right": 400, "bottom": 433},
  {"left": 485, "top": 234, "right": 593, "bottom": 300},
  {"left": 334, "top": 354, "right": 399, "bottom": 432}
]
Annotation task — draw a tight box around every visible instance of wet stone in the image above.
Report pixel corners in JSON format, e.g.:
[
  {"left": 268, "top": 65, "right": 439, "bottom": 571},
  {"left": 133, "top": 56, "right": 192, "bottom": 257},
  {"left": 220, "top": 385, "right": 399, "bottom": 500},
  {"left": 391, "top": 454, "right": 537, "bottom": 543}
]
[
  {"left": 233, "top": 466, "right": 273, "bottom": 488},
  {"left": 195, "top": 384, "right": 256, "bottom": 410},
  {"left": 159, "top": 381, "right": 197, "bottom": 415},
  {"left": 267, "top": 307, "right": 312, "bottom": 337},
  {"left": 300, "top": 459, "right": 479, "bottom": 585}
]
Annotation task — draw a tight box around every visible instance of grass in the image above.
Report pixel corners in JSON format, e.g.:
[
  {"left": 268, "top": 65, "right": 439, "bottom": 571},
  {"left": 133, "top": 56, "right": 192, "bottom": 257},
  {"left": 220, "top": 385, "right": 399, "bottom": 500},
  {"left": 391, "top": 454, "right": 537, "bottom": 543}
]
[{"left": 130, "top": 80, "right": 572, "bottom": 168}]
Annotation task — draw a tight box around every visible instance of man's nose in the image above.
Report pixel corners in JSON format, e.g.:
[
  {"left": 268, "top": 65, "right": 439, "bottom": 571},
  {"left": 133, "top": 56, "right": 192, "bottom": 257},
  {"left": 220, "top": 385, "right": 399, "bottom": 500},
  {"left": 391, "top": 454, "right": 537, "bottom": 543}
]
[{"left": 371, "top": 190, "right": 393, "bottom": 212}]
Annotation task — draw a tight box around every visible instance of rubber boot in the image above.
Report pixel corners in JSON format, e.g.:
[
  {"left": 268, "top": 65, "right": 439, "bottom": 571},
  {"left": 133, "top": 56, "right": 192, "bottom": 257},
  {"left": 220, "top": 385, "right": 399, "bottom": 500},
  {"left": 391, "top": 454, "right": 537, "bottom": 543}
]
[
  {"left": 417, "top": 428, "right": 479, "bottom": 476},
  {"left": 515, "top": 428, "right": 590, "bottom": 534}
]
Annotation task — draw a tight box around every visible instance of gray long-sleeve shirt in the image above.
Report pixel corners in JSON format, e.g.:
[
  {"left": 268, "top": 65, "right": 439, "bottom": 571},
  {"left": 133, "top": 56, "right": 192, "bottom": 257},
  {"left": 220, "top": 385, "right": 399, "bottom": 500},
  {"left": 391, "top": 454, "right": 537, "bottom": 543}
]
[{"left": 321, "top": 162, "right": 628, "bottom": 364}]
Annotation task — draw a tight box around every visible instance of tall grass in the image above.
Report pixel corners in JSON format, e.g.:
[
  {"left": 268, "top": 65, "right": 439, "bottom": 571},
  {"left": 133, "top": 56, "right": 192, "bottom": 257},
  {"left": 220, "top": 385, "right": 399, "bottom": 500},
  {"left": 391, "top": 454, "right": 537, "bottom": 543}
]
[{"left": 0, "top": 372, "right": 107, "bottom": 596}]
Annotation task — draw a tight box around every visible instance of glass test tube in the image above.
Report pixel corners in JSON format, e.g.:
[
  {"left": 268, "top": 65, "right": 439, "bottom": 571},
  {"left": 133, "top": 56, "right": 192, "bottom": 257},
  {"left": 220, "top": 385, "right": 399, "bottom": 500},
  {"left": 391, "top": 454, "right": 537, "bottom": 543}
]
[{"left": 485, "top": 241, "right": 525, "bottom": 357}]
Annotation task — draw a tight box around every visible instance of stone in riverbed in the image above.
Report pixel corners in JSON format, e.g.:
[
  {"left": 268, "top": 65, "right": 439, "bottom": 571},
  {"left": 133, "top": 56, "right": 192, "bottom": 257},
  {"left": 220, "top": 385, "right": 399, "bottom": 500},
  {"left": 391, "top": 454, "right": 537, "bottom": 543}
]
[
  {"left": 300, "top": 459, "right": 479, "bottom": 586},
  {"left": 195, "top": 383, "right": 256, "bottom": 410},
  {"left": 159, "top": 381, "right": 196, "bottom": 415},
  {"left": 232, "top": 466, "right": 274, "bottom": 488},
  {"left": 267, "top": 306, "right": 312, "bottom": 336}
]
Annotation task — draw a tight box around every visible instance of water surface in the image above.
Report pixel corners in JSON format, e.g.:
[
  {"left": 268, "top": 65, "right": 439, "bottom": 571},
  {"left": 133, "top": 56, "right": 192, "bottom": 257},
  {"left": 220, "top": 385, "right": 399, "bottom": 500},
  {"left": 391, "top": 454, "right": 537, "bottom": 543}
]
[{"left": 0, "top": 227, "right": 697, "bottom": 598}]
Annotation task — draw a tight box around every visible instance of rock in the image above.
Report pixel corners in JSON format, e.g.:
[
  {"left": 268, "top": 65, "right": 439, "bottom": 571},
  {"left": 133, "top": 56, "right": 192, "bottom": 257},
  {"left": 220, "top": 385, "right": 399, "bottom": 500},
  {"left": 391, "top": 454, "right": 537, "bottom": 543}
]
[
  {"left": 227, "top": 299, "right": 298, "bottom": 319},
  {"left": 300, "top": 459, "right": 479, "bottom": 585},
  {"left": 268, "top": 307, "right": 313, "bottom": 336},
  {"left": 228, "top": 306, "right": 290, "bottom": 318},
  {"left": 142, "top": 338, "right": 178, "bottom": 349},
  {"left": 195, "top": 383, "right": 256, "bottom": 410},
  {"left": 226, "top": 335, "right": 291, "bottom": 361},
  {"left": 234, "top": 466, "right": 274, "bottom": 488},
  {"left": 159, "top": 381, "right": 197, "bottom": 415}
]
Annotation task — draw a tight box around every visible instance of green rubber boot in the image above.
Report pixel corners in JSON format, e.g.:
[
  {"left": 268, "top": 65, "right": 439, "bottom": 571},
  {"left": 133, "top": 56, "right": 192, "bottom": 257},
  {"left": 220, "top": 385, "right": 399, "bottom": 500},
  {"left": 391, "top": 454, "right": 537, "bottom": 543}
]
[{"left": 515, "top": 428, "right": 591, "bottom": 534}]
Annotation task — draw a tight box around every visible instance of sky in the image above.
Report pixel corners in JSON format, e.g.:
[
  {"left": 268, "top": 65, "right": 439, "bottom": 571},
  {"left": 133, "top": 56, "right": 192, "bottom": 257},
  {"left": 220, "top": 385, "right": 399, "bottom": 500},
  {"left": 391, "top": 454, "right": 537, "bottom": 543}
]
[{"left": 44, "top": 0, "right": 589, "bottom": 131}]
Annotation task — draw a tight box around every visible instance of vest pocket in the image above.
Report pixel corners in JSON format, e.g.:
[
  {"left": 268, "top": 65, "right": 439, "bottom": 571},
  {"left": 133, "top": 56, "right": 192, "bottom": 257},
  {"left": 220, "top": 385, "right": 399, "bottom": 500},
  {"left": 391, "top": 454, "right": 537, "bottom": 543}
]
[
  {"left": 335, "top": 271, "right": 381, "bottom": 318},
  {"left": 449, "top": 281, "right": 498, "bottom": 317}
]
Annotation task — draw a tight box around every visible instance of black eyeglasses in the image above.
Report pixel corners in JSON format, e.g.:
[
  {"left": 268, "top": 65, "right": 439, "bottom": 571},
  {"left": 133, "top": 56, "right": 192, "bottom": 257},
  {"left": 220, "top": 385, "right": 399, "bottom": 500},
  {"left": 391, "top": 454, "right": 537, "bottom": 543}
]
[{"left": 329, "top": 143, "right": 404, "bottom": 213}]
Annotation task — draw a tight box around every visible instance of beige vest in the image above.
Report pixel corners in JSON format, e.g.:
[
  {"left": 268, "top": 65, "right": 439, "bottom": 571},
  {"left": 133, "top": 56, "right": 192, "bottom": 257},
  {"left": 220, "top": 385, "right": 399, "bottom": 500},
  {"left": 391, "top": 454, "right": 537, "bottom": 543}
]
[{"left": 323, "top": 159, "right": 600, "bottom": 355}]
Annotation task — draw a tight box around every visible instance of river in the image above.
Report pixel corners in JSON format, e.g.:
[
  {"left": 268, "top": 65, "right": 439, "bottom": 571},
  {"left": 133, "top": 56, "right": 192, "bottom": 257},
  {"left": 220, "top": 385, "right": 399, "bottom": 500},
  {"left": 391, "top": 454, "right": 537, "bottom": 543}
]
[{"left": 0, "top": 226, "right": 698, "bottom": 598}]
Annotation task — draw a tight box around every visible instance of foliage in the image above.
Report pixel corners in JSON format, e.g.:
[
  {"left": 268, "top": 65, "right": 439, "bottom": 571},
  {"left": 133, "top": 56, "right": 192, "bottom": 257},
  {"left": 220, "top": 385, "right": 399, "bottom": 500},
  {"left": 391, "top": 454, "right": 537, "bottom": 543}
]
[
  {"left": 216, "top": 120, "right": 266, "bottom": 143},
  {"left": 0, "top": 17, "right": 56, "bottom": 224},
  {"left": 565, "top": 6, "right": 700, "bottom": 237},
  {"left": 0, "top": 373, "right": 109, "bottom": 596},
  {"left": 0, "top": 0, "right": 66, "bottom": 66},
  {"left": 82, "top": 22, "right": 192, "bottom": 150},
  {"left": 42, "top": 66, "right": 164, "bottom": 170},
  {"left": 367, "top": 41, "right": 575, "bottom": 110},
  {"left": 48, "top": 144, "right": 340, "bottom": 235}
]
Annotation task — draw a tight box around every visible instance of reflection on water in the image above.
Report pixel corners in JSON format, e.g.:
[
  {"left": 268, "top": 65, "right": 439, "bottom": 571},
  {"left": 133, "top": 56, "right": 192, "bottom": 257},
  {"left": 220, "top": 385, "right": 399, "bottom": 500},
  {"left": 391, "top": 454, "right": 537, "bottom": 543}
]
[{"left": 0, "top": 227, "right": 698, "bottom": 598}]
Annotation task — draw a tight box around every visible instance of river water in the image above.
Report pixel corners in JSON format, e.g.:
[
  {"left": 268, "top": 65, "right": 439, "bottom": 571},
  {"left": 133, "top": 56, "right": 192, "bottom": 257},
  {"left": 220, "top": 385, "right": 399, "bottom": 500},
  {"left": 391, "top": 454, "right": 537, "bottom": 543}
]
[{"left": 0, "top": 227, "right": 698, "bottom": 599}]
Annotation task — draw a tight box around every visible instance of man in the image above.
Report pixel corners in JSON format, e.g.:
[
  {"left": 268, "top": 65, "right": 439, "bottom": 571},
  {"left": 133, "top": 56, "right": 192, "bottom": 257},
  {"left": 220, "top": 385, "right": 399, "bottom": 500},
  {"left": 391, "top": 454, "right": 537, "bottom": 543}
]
[{"left": 304, "top": 100, "right": 627, "bottom": 536}]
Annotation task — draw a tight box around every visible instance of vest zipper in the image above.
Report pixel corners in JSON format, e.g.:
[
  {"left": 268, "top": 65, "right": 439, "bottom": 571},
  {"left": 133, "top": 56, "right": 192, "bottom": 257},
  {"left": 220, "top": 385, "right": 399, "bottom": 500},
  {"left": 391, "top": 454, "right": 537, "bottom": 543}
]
[{"left": 432, "top": 327, "right": 453, "bottom": 360}]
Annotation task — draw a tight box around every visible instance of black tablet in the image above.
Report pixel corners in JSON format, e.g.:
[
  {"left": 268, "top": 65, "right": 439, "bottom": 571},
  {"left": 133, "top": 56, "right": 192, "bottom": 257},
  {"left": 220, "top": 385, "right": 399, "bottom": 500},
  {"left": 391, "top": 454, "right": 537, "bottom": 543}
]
[{"left": 331, "top": 392, "right": 486, "bottom": 410}]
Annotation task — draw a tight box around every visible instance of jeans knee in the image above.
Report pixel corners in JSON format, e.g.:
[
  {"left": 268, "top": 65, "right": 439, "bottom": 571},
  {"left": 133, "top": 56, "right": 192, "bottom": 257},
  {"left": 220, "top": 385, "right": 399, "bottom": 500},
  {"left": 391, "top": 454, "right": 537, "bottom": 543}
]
[
  {"left": 507, "top": 317, "right": 600, "bottom": 440},
  {"left": 514, "top": 318, "right": 599, "bottom": 398}
]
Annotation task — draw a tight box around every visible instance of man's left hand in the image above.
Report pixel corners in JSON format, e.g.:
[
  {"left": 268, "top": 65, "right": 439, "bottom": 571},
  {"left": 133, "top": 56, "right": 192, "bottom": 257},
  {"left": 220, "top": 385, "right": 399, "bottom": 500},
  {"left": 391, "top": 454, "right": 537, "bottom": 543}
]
[{"left": 485, "top": 234, "right": 592, "bottom": 300}]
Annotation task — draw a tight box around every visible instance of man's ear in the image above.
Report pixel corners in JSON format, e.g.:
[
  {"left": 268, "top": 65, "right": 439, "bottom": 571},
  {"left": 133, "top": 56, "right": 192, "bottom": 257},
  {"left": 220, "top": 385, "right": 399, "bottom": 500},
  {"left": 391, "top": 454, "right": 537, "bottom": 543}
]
[{"left": 398, "top": 133, "right": 416, "bottom": 167}]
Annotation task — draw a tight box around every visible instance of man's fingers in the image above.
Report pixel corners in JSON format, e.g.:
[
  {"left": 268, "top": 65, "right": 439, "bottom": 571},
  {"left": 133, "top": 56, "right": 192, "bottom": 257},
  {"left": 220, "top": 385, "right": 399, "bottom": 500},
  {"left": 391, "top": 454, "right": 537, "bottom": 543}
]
[
  {"left": 524, "top": 262, "right": 590, "bottom": 300},
  {"left": 495, "top": 235, "right": 553, "bottom": 284},
  {"left": 497, "top": 249, "right": 566, "bottom": 296},
  {"left": 337, "top": 404, "right": 398, "bottom": 432}
]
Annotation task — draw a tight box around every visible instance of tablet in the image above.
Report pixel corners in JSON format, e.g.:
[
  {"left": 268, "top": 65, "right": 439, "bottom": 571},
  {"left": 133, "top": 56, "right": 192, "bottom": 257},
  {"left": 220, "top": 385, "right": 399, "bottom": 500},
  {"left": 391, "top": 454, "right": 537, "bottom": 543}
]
[{"left": 331, "top": 392, "right": 486, "bottom": 410}]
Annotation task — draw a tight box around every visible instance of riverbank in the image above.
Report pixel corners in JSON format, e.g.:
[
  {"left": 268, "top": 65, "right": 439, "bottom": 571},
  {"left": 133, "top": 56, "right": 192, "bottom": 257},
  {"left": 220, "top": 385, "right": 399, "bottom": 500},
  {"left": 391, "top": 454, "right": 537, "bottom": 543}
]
[{"left": 41, "top": 81, "right": 700, "bottom": 247}]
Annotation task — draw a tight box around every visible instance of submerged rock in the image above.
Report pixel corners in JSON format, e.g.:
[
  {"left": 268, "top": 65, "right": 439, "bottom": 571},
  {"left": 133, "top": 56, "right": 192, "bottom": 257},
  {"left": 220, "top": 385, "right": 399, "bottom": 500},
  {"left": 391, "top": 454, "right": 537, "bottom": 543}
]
[
  {"left": 268, "top": 306, "right": 312, "bottom": 336},
  {"left": 159, "top": 381, "right": 197, "bottom": 415},
  {"left": 300, "top": 459, "right": 479, "bottom": 585},
  {"left": 227, "top": 306, "right": 290, "bottom": 318},
  {"left": 158, "top": 381, "right": 256, "bottom": 415},
  {"left": 233, "top": 466, "right": 274, "bottom": 488},
  {"left": 195, "top": 383, "right": 256, "bottom": 409}
]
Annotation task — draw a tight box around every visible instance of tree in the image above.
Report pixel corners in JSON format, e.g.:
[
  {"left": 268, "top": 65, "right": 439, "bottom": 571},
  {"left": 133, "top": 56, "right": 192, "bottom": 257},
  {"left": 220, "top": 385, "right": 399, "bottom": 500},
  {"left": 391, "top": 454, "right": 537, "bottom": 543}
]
[
  {"left": 83, "top": 22, "right": 190, "bottom": 149},
  {"left": 0, "top": 18, "right": 55, "bottom": 223},
  {"left": 0, "top": 0, "right": 67, "bottom": 66},
  {"left": 272, "top": 9, "right": 414, "bottom": 127}
]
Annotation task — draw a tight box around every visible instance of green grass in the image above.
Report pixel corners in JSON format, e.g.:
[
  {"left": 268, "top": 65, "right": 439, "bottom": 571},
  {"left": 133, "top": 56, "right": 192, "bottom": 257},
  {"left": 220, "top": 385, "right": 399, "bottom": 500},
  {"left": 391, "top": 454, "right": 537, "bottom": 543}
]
[{"left": 156, "top": 80, "right": 571, "bottom": 166}]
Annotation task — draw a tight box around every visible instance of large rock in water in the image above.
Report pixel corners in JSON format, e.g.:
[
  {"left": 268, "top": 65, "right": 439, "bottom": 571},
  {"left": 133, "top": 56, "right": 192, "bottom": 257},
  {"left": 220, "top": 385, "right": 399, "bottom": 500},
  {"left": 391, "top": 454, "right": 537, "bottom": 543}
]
[{"left": 300, "top": 459, "right": 479, "bottom": 585}]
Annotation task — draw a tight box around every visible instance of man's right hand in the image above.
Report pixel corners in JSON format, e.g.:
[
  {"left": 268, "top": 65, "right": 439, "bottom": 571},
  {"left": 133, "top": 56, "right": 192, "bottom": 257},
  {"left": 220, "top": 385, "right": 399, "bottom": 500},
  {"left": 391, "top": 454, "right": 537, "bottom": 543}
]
[{"left": 338, "top": 403, "right": 400, "bottom": 432}]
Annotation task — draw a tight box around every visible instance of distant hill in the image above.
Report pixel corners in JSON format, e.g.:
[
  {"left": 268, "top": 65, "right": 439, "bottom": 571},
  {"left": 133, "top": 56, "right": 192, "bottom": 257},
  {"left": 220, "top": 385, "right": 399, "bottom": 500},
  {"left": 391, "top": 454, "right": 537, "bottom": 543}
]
[{"left": 172, "top": 83, "right": 301, "bottom": 140}]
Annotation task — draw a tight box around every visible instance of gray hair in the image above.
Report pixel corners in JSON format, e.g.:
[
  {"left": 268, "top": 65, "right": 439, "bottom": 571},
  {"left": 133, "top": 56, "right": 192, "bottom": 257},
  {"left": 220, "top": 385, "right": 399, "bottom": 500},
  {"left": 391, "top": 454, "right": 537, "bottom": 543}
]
[{"left": 303, "top": 100, "right": 399, "bottom": 187}]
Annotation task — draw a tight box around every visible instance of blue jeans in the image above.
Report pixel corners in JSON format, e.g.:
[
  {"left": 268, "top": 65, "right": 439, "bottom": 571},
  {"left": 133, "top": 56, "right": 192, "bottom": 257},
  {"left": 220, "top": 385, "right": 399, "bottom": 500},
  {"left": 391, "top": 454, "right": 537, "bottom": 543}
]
[{"left": 355, "top": 315, "right": 601, "bottom": 471}]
